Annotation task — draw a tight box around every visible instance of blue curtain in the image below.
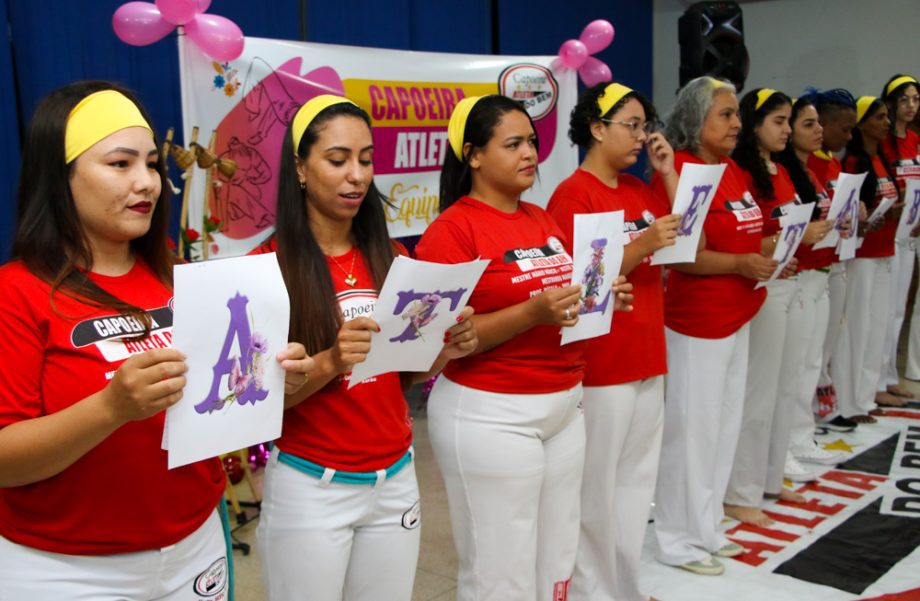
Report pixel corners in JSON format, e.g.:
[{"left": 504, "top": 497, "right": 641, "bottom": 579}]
[{"left": 0, "top": 1, "right": 651, "bottom": 259}]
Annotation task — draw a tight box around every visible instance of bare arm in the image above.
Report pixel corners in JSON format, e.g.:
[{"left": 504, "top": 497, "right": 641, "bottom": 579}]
[{"left": 0, "top": 348, "right": 187, "bottom": 488}]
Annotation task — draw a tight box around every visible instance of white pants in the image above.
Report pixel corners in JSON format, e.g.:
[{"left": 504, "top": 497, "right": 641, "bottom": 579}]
[
  {"left": 257, "top": 448, "right": 421, "bottom": 601},
  {"left": 834, "top": 257, "right": 892, "bottom": 417},
  {"left": 428, "top": 376, "right": 585, "bottom": 601},
  {"left": 727, "top": 280, "right": 801, "bottom": 506},
  {"left": 788, "top": 269, "right": 831, "bottom": 453},
  {"left": 0, "top": 511, "right": 226, "bottom": 601},
  {"left": 879, "top": 241, "right": 914, "bottom": 389},
  {"left": 571, "top": 377, "right": 664, "bottom": 601},
  {"left": 655, "top": 325, "right": 749, "bottom": 566},
  {"left": 907, "top": 249, "right": 920, "bottom": 379},
  {"left": 817, "top": 262, "right": 848, "bottom": 418}
]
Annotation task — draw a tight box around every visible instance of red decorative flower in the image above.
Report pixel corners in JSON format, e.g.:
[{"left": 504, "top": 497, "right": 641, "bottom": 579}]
[{"left": 185, "top": 228, "right": 200, "bottom": 242}]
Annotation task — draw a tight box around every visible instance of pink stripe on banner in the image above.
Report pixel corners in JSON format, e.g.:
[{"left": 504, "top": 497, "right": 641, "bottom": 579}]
[{"left": 373, "top": 126, "right": 450, "bottom": 175}]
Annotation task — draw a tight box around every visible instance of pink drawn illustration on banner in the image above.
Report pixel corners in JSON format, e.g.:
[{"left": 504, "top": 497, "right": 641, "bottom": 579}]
[
  {"left": 207, "top": 58, "right": 345, "bottom": 240},
  {"left": 580, "top": 238, "right": 611, "bottom": 315},
  {"left": 195, "top": 292, "right": 269, "bottom": 413}
]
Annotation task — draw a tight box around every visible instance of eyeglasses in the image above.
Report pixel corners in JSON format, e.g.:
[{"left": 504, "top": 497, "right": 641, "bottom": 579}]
[
  {"left": 898, "top": 95, "right": 920, "bottom": 106},
  {"left": 601, "top": 118, "right": 663, "bottom": 138}
]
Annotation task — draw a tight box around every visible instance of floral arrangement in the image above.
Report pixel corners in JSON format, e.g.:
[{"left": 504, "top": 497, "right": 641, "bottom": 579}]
[
  {"left": 401, "top": 293, "right": 441, "bottom": 340},
  {"left": 214, "top": 331, "right": 269, "bottom": 411},
  {"left": 212, "top": 61, "right": 241, "bottom": 97},
  {"left": 581, "top": 238, "right": 607, "bottom": 313},
  {"left": 181, "top": 215, "right": 222, "bottom": 260}
]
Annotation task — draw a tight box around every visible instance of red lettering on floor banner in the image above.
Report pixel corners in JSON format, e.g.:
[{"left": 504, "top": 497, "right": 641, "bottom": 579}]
[
  {"left": 726, "top": 538, "right": 785, "bottom": 567},
  {"left": 821, "top": 471, "right": 887, "bottom": 491}
]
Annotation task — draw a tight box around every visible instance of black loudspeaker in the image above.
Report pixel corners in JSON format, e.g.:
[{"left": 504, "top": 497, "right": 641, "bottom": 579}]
[{"left": 678, "top": 1, "right": 750, "bottom": 92}]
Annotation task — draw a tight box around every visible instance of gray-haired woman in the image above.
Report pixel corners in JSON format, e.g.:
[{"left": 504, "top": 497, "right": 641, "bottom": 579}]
[{"left": 650, "top": 76, "right": 776, "bottom": 576}]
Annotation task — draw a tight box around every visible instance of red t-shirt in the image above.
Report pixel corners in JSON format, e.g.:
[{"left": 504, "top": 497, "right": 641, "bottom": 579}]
[
  {"left": 807, "top": 151, "right": 842, "bottom": 194},
  {"left": 796, "top": 168, "right": 836, "bottom": 271},
  {"left": 0, "top": 260, "right": 225, "bottom": 555},
  {"left": 252, "top": 238, "right": 412, "bottom": 471},
  {"left": 742, "top": 163, "right": 799, "bottom": 237},
  {"left": 414, "top": 196, "right": 585, "bottom": 393},
  {"left": 846, "top": 154, "right": 898, "bottom": 258},
  {"left": 546, "top": 169, "right": 666, "bottom": 386},
  {"left": 653, "top": 151, "right": 766, "bottom": 339},
  {"left": 881, "top": 129, "right": 920, "bottom": 191}
]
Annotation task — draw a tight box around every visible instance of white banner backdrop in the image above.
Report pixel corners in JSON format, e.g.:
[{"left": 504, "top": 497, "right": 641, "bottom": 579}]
[{"left": 179, "top": 36, "right": 578, "bottom": 257}]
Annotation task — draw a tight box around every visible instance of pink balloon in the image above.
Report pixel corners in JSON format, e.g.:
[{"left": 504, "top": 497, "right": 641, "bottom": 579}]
[
  {"left": 558, "top": 39, "right": 588, "bottom": 69},
  {"left": 578, "top": 57, "right": 613, "bottom": 87},
  {"left": 185, "top": 13, "right": 244, "bottom": 62},
  {"left": 155, "top": 0, "right": 209, "bottom": 25},
  {"left": 579, "top": 19, "right": 615, "bottom": 55},
  {"left": 112, "top": 2, "right": 176, "bottom": 46}
]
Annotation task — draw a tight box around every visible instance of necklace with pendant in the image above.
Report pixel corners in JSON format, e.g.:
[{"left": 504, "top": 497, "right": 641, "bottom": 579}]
[{"left": 328, "top": 248, "right": 358, "bottom": 287}]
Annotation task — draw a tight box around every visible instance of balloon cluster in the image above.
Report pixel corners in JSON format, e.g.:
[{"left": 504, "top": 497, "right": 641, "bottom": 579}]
[
  {"left": 248, "top": 443, "right": 271, "bottom": 471},
  {"left": 556, "top": 20, "right": 616, "bottom": 87},
  {"left": 112, "top": 0, "right": 244, "bottom": 62}
]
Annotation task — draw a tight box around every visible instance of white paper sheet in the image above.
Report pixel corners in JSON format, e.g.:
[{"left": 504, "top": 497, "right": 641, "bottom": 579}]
[
  {"left": 166, "top": 253, "right": 290, "bottom": 469},
  {"left": 868, "top": 195, "right": 897, "bottom": 224},
  {"left": 651, "top": 163, "right": 727, "bottom": 265},
  {"left": 348, "top": 256, "right": 488, "bottom": 388},
  {"left": 813, "top": 171, "right": 867, "bottom": 252},
  {"left": 560, "top": 211, "right": 625, "bottom": 345},
  {"left": 756, "top": 203, "right": 814, "bottom": 289},
  {"left": 896, "top": 179, "right": 920, "bottom": 240}
]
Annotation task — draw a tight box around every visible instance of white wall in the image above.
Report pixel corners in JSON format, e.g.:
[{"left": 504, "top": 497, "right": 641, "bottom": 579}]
[{"left": 653, "top": 0, "right": 920, "bottom": 113}]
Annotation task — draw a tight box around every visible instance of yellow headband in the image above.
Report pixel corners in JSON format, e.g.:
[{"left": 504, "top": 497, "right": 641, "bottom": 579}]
[
  {"left": 755, "top": 88, "right": 777, "bottom": 111},
  {"left": 597, "top": 83, "right": 634, "bottom": 117},
  {"left": 447, "top": 96, "right": 483, "bottom": 161},
  {"left": 711, "top": 78, "right": 728, "bottom": 90},
  {"left": 885, "top": 75, "right": 919, "bottom": 98},
  {"left": 291, "top": 95, "right": 357, "bottom": 151},
  {"left": 65, "top": 90, "right": 152, "bottom": 164},
  {"left": 856, "top": 96, "right": 878, "bottom": 123}
]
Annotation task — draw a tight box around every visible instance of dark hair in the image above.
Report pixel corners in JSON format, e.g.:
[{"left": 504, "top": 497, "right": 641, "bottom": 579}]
[
  {"left": 11, "top": 80, "right": 173, "bottom": 338},
  {"left": 845, "top": 98, "right": 896, "bottom": 208},
  {"left": 732, "top": 88, "right": 792, "bottom": 200},
  {"left": 812, "top": 87, "right": 857, "bottom": 118},
  {"left": 272, "top": 102, "right": 395, "bottom": 356},
  {"left": 568, "top": 81, "right": 658, "bottom": 149},
  {"left": 439, "top": 95, "right": 537, "bottom": 212},
  {"left": 881, "top": 74, "right": 920, "bottom": 195},
  {"left": 776, "top": 97, "right": 819, "bottom": 207}
]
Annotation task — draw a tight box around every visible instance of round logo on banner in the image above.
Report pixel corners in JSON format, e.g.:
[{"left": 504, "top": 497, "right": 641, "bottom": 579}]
[{"left": 499, "top": 63, "right": 558, "bottom": 122}]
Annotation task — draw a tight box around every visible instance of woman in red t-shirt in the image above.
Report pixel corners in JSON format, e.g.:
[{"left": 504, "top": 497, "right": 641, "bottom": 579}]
[
  {"left": 254, "top": 96, "right": 475, "bottom": 601},
  {"left": 776, "top": 95, "right": 853, "bottom": 478},
  {"left": 546, "top": 81, "right": 679, "bottom": 601},
  {"left": 415, "top": 94, "right": 631, "bottom": 601},
  {"left": 0, "top": 81, "right": 311, "bottom": 599},
  {"left": 837, "top": 97, "right": 901, "bottom": 422},
  {"left": 651, "top": 76, "right": 776, "bottom": 576},
  {"left": 879, "top": 75, "right": 920, "bottom": 397},
  {"left": 807, "top": 88, "right": 861, "bottom": 436},
  {"left": 724, "top": 88, "right": 834, "bottom": 527}
]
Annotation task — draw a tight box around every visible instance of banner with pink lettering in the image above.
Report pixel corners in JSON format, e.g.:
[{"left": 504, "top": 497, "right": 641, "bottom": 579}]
[{"left": 179, "top": 37, "right": 578, "bottom": 257}]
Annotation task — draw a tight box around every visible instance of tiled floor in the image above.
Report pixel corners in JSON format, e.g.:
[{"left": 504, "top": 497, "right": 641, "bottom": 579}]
[{"left": 229, "top": 397, "right": 458, "bottom": 601}]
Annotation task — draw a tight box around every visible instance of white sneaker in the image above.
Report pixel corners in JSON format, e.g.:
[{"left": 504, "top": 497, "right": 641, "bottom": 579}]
[
  {"left": 794, "top": 443, "right": 849, "bottom": 466},
  {"left": 784, "top": 453, "right": 819, "bottom": 482}
]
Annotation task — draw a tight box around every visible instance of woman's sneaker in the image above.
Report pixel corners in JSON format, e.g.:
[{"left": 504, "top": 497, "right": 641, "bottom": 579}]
[
  {"left": 794, "top": 442, "right": 849, "bottom": 466},
  {"left": 784, "top": 453, "right": 819, "bottom": 482},
  {"left": 824, "top": 415, "right": 857, "bottom": 432}
]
